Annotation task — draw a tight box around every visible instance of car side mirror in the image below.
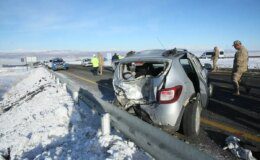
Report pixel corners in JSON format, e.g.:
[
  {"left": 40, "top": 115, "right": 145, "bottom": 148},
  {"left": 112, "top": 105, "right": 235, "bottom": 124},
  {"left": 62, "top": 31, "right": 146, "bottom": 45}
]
[{"left": 203, "top": 63, "right": 212, "bottom": 71}]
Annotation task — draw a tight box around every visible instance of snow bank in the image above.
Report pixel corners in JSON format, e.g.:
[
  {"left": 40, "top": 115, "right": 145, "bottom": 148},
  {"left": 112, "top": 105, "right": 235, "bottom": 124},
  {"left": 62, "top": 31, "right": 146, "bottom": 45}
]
[
  {"left": 0, "top": 67, "right": 150, "bottom": 160},
  {"left": 200, "top": 58, "right": 260, "bottom": 69},
  {"left": 0, "top": 67, "right": 30, "bottom": 101}
]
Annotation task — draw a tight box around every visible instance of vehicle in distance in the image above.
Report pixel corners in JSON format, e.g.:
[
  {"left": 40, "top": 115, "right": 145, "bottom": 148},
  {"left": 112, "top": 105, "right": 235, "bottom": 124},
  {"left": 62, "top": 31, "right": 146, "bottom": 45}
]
[
  {"left": 81, "top": 58, "right": 92, "bottom": 67},
  {"left": 113, "top": 48, "right": 210, "bottom": 137},
  {"left": 200, "top": 51, "right": 225, "bottom": 59},
  {"left": 48, "top": 58, "right": 69, "bottom": 71}
]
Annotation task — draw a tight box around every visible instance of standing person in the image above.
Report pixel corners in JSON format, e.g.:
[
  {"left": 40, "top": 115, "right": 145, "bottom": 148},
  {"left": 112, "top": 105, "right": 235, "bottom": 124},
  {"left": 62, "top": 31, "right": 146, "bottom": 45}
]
[
  {"left": 98, "top": 52, "right": 104, "bottom": 75},
  {"left": 232, "top": 40, "right": 248, "bottom": 95},
  {"left": 212, "top": 46, "right": 220, "bottom": 72},
  {"left": 112, "top": 53, "right": 119, "bottom": 62},
  {"left": 91, "top": 54, "right": 99, "bottom": 75},
  {"left": 111, "top": 53, "right": 119, "bottom": 70}
]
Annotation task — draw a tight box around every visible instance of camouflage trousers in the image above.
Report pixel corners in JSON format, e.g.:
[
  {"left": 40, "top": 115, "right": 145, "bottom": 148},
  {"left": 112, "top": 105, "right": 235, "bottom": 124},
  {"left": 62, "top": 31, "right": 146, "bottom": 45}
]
[
  {"left": 231, "top": 71, "right": 245, "bottom": 92},
  {"left": 98, "top": 65, "right": 103, "bottom": 75},
  {"left": 213, "top": 59, "right": 218, "bottom": 71}
]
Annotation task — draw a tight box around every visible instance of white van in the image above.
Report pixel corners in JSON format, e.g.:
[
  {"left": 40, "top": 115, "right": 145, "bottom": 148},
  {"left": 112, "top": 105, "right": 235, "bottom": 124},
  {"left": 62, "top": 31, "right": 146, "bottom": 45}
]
[{"left": 200, "top": 51, "right": 225, "bottom": 59}]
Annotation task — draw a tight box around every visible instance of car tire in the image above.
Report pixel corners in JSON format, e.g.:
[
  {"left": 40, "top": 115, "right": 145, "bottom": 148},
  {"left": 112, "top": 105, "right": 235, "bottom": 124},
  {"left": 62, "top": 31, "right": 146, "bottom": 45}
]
[{"left": 182, "top": 93, "right": 202, "bottom": 137}]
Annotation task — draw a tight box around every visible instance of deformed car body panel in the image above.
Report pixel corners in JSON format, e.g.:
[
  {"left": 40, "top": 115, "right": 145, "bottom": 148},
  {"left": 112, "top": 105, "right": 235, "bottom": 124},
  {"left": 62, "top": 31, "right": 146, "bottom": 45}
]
[
  {"left": 113, "top": 49, "right": 209, "bottom": 131},
  {"left": 113, "top": 59, "right": 171, "bottom": 109}
]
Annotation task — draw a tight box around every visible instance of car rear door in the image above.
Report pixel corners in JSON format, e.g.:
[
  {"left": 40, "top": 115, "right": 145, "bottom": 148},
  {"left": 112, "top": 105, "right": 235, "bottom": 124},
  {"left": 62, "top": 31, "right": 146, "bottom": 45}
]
[{"left": 187, "top": 53, "right": 209, "bottom": 107}]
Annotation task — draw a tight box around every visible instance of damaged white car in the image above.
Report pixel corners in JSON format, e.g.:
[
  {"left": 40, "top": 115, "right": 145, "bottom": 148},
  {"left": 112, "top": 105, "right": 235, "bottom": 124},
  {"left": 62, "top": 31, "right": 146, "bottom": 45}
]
[{"left": 113, "top": 49, "right": 210, "bottom": 136}]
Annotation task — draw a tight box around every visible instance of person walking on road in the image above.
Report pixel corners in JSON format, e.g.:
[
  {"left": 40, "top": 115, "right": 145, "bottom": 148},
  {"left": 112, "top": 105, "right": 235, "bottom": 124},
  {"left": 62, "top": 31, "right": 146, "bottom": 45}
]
[
  {"left": 97, "top": 52, "right": 104, "bottom": 75},
  {"left": 212, "top": 46, "right": 220, "bottom": 72},
  {"left": 91, "top": 54, "right": 99, "bottom": 75},
  {"left": 232, "top": 40, "right": 248, "bottom": 96}
]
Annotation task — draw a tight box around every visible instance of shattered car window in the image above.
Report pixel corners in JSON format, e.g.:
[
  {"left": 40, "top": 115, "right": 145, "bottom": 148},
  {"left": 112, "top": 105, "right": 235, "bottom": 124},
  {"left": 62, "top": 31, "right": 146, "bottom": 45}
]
[{"left": 121, "top": 62, "right": 167, "bottom": 80}]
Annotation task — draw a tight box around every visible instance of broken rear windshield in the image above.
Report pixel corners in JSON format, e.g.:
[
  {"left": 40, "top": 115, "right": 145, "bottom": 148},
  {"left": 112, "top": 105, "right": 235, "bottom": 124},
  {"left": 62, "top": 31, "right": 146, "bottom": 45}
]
[{"left": 121, "top": 61, "right": 167, "bottom": 80}]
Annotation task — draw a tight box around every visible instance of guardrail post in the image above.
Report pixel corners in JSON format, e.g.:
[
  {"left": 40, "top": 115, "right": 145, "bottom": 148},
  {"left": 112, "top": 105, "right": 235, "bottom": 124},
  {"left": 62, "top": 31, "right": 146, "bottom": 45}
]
[
  {"left": 56, "top": 78, "right": 60, "bottom": 85},
  {"left": 101, "top": 113, "right": 110, "bottom": 136},
  {"left": 73, "top": 91, "right": 79, "bottom": 104},
  {"left": 62, "top": 83, "right": 67, "bottom": 91}
]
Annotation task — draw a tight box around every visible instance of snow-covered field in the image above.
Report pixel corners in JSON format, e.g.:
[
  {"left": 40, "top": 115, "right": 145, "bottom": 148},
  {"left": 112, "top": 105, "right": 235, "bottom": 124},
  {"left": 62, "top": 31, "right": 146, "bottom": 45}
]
[
  {"left": 199, "top": 58, "right": 260, "bottom": 69},
  {"left": 0, "top": 67, "right": 30, "bottom": 101},
  {"left": 0, "top": 67, "right": 150, "bottom": 160}
]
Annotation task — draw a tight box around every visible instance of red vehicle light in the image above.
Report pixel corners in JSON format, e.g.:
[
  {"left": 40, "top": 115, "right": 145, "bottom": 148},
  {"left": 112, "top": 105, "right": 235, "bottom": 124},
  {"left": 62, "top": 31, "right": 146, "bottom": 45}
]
[{"left": 158, "top": 85, "right": 183, "bottom": 104}]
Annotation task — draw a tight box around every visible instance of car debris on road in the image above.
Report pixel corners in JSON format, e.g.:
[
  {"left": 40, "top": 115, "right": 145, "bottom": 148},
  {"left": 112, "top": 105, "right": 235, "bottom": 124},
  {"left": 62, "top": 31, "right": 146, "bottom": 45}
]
[{"left": 223, "top": 136, "right": 257, "bottom": 160}]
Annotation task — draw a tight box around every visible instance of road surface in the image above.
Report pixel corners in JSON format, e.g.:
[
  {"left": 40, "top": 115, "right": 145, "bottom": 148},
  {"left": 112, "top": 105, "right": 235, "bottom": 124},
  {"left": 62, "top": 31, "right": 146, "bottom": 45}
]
[{"left": 54, "top": 65, "right": 260, "bottom": 159}]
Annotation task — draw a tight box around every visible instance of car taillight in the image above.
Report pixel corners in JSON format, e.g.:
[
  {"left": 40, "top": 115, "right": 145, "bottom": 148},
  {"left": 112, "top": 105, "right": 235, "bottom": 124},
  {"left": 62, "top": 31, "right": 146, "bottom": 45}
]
[{"left": 158, "top": 85, "right": 183, "bottom": 104}]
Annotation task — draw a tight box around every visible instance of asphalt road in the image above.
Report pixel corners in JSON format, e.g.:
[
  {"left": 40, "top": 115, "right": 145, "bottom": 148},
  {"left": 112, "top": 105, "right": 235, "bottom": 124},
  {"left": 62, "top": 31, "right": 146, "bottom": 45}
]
[{"left": 56, "top": 65, "right": 260, "bottom": 159}]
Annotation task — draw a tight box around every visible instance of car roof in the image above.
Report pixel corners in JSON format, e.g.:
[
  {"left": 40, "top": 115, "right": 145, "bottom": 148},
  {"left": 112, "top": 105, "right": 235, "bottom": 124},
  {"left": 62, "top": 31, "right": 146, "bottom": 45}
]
[
  {"left": 120, "top": 48, "right": 189, "bottom": 62},
  {"left": 52, "top": 58, "right": 63, "bottom": 60}
]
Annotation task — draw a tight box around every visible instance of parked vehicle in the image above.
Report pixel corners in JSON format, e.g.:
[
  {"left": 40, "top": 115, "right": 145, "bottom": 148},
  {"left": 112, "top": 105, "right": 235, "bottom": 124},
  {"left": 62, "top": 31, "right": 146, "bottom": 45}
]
[
  {"left": 200, "top": 51, "right": 225, "bottom": 59},
  {"left": 113, "top": 48, "right": 210, "bottom": 137},
  {"left": 48, "top": 58, "right": 69, "bottom": 71},
  {"left": 81, "top": 58, "right": 92, "bottom": 67}
]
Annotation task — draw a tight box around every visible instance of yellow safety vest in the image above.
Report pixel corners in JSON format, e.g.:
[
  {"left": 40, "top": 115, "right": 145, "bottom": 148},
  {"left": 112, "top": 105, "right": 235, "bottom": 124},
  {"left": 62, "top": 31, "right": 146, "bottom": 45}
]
[{"left": 91, "top": 57, "right": 99, "bottom": 67}]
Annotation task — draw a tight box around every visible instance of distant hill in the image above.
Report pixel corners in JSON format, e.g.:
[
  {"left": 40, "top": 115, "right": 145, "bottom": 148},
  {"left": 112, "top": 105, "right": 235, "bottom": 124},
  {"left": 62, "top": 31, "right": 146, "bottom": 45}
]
[
  {"left": 0, "top": 49, "right": 259, "bottom": 59},
  {"left": 0, "top": 50, "right": 127, "bottom": 59},
  {"left": 191, "top": 50, "right": 260, "bottom": 57}
]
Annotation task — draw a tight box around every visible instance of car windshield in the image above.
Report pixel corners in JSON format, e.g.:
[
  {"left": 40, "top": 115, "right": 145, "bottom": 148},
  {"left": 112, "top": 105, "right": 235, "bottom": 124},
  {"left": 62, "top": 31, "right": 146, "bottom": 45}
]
[{"left": 53, "top": 59, "right": 63, "bottom": 63}]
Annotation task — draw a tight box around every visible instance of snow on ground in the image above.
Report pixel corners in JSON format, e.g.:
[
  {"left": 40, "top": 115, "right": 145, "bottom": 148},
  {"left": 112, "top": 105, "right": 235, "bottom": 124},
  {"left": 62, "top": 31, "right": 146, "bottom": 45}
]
[
  {"left": 199, "top": 58, "right": 260, "bottom": 69},
  {"left": 0, "top": 67, "right": 150, "bottom": 160},
  {"left": 0, "top": 67, "right": 30, "bottom": 101}
]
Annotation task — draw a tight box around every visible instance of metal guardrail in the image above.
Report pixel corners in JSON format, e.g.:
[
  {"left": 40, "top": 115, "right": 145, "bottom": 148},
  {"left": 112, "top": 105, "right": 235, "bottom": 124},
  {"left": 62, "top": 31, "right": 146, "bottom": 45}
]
[{"left": 47, "top": 68, "right": 215, "bottom": 160}]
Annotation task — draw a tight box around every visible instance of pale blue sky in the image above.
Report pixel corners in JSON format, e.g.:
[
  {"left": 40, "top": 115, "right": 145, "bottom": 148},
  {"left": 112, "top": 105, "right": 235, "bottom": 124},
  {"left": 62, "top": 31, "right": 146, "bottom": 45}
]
[{"left": 0, "top": 0, "right": 260, "bottom": 51}]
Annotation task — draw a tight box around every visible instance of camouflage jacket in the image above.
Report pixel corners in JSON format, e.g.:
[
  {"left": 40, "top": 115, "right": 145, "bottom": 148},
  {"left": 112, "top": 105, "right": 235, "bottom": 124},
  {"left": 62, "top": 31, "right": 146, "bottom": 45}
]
[
  {"left": 98, "top": 55, "right": 104, "bottom": 66},
  {"left": 232, "top": 46, "right": 248, "bottom": 73}
]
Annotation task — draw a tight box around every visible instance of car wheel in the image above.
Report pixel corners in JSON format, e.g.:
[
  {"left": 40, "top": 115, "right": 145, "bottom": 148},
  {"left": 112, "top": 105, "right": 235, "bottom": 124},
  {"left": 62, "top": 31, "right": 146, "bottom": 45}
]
[{"left": 182, "top": 93, "right": 202, "bottom": 137}]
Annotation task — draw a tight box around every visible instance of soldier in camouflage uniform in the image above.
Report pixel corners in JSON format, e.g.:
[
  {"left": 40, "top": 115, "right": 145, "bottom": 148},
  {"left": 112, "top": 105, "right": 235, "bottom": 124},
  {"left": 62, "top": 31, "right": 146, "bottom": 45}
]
[
  {"left": 212, "top": 46, "right": 220, "bottom": 72},
  {"left": 232, "top": 40, "right": 248, "bottom": 95}
]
